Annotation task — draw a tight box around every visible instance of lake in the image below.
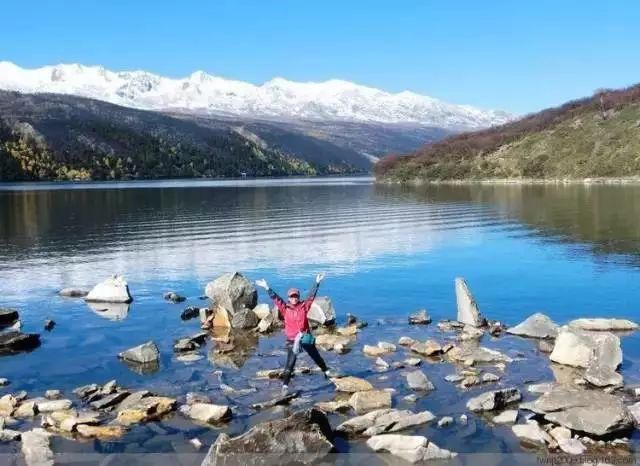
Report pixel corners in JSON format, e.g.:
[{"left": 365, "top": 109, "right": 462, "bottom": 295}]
[{"left": 1, "top": 177, "right": 639, "bottom": 462}]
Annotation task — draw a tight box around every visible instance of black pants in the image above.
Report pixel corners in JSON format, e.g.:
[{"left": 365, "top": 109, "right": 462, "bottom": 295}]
[{"left": 283, "top": 340, "right": 327, "bottom": 384}]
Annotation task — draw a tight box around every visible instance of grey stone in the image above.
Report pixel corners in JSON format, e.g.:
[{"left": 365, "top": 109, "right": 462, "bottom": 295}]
[
  {"left": 512, "top": 420, "right": 552, "bottom": 446},
  {"left": 493, "top": 410, "right": 518, "bottom": 424},
  {"left": 204, "top": 272, "right": 257, "bottom": 314},
  {"left": 250, "top": 391, "right": 300, "bottom": 410},
  {"left": 90, "top": 391, "right": 130, "bottom": 410},
  {"left": 118, "top": 341, "right": 160, "bottom": 364},
  {"left": 58, "top": 288, "right": 88, "bottom": 298},
  {"left": 0, "top": 331, "right": 40, "bottom": 353},
  {"left": 408, "top": 309, "right": 431, "bottom": 325},
  {"left": 163, "top": 291, "right": 186, "bottom": 303},
  {"left": 230, "top": 309, "right": 259, "bottom": 329},
  {"left": 21, "top": 428, "right": 53, "bottom": 466},
  {"left": 550, "top": 326, "right": 622, "bottom": 369},
  {"left": 0, "top": 428, "right": 21, "bottom": 441},
  {"left": 466, "top": 387, "right": 522, "bottom": 412},
  {"left": 36, "top": 399, "right": 72, "bottom": 413},
  {"left": 506, "top": 313, "right": 558, "bottom": 339},
  {"left": 455, "top": 277, "right": 486, "bottom": 327},
  {"left": 366, "top": 434, "right": 456, "bottom": 463},
  {"left": 307, "top": 297, "right": 336, "bottom": 325},
  {"left": 349, "top": 390, "right": 391, "bottom": 414},
  {"left": 437, "top": 416, "right": 453, "bottom": 427},
  {"left": 569, "top": 318, "right": 639, "bottom": 332},
  {"left": 405, "top": 371, "right": 434, "bottom": 391},
  {"left": 336, "top": 408, "right": 435, "bottom": 436},
  {"left": 201, "top": 408, "right": 334, "bottom": 466},
  {"left": 180, "top": 403, "right": 231, "bottom": 423}
]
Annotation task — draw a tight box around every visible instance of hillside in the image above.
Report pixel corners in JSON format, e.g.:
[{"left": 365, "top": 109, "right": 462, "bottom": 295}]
[
  {"left": 0, "top": 91, "right": 365, "bottom": 181},
  {"left": 376, "top": 84, "right": 640, "bottom": 182}
]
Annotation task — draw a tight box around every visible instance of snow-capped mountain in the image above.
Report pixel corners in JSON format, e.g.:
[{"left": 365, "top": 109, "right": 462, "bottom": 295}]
[{"left": 0, "top": 61, "right": 511, "bottom": 130}]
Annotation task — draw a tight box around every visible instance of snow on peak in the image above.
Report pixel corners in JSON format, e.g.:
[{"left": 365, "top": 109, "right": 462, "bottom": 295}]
[{"left": 0, "top": 61, "right": 512, "bottom": 129}]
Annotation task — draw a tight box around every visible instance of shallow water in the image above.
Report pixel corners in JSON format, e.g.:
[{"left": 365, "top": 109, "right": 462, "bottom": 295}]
[{"left": 1, "top": 177, "right": 639, "bottom": 460}]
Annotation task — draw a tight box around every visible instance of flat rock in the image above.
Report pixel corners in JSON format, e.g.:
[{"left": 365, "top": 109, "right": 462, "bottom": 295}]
[
  {"left": 337, "top": 408, "right": 435, "bottom": 436},
  {"left": 569, "top": 318, "right": 639, "bottom": 332},
  {"left": 0, "top": 429, "right": 21, "bottom": 441},
  {"left": 408, "top": 309, "right": 431, "bottom": 325},
  {"left": 558, "top": 438, "right": 586, "bottom": 455},
  {"left": 314, "top": 400, "right": 351, "bottom": 413},
  {"left": 446, "top": 345, "right": 512, "bottom": 365},
  {"left": 455, "top": 277, "right": 486, "bottom": 327},
  {"left": 366, "top": 434, "right": 457, "bottom": 463},
  {"left": 21, "top": 428, "right": 53, "bottom": 466},
  {"left": 116, "top": 396, "right": 176, "bottom": 425},
  {"left": 512, "top": 420, "right": 553, "bottom": 446},
  {"left": 315, "top": 334, "right": 352, "bottom": 351},
  {"left": 89, "top": 391, "right": 130, "bottom": 410},
  {"left": 493, "top": 410, "right": 518, "bottom": 424},
  {"left": 437, "top": 416, "right": 453, "bottom": 427},
  {"left": 250, "top": 391, "right": 300, "bottom": 410},
  {"left": 627, "top": 401, "right": 640, "bottom": 426},
  {"left": 163, "top": 291, "right": 186, "bottom": 303},
  {"left": 180, "top": 402, "right": 231, "bottom": 423},
  {"left": 466, "top": 387, "right": 522, "bottom": 412},
  {"left": 0, "top": 331, "right": 40, "bottom": 353},
  {"left": 76, "top": 424, "right": 126, "bottom": 439},
  {"left": 201, "top": 408, "right": 334, "bottom": 466},
  {"left": 506, "top": 313, "right": 559, "bottom": 339},
  {"left": 58, "top": 288, "right": 88, "bottom": 298},
  {"left": 550, "top": 326, "right": 622, "bottom": 369},
  {"left": 118, "top": 341, "right": 160, "bottom": 364},
  {"left": 524, "top": 387, "right": 634, "bottom": 436},
  {"left": 37, "top": 399, "right": 72, "bottom": 413},
  {"left": 405, "top": 371, "right": 434, "bottom": 391},
  {"left": 410, "top": 340, "right": 442, "bottom": 356},
  {"left": 398, "top": 336, "right": 415, "bottom": 346},
  {"left": 331, "top": 376, "right": 373, "bottom": 393},
  {"left": 85, "top": 274, "right": 132, "bottom": 303},
  {"left": 349, "top": 390, "right": 392, "bottom": 414}
]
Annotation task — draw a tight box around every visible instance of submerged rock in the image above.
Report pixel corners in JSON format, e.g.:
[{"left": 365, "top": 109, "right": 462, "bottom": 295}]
[
  {"left": 43, "top": 320, "right": 55, "bottom": 331},
  {"left": 173, "top": 332, "right": 208, "bottom": 353},
  {"left": 58, "top": 288, "right": 88, "bottom": 298},
  {"left": 76, "top": 424, "right": 126, "bottom": 439},
  {"left": 201, "top": 408, "right": 334, "bottom": 466},
  {"left": 118, "top": 341, "right": 160, "bottom": 364},
  {"left": 523, "top": 387, "right": 634, "bottom": 436},
  {"left": 466, "top": 387, "right": 522, "bottom": 412},
  {"left": 446, "top": 344, "right": 512, "bottom": 365},
  {"left": 163, "top": 291, "right": 186, "bottom": 303},
  {"left": 250, "top": 391, "right": 300, "bottom": 410},
  {"left": 408, "top": 309, "right": 431, "bottom": 325},
  {"left": 569, "top": 318, "right": 639, "bottom": 332},
  {"left": 455, "top": 277, "right": 486, "bottom": 327},
  {"left": 366, "top": 434, "right": 457, "bottom": 463},
  {"left": 307, "top": 297, "right": 336, "bottom": 325},
  {"left": 0, "top": 331, "right": 40, "bottom": 354},
  {"left": 506, "top": 313, "right": 558, "bottom": 339},
  {"left": 204, "top": 272, "right": 257, "bottom": 316},
  {"left": 181, "top": 306, "right": 201, "bottom": 320},
  {"left": 85, "top": 274, "right": 133, "bottom": 303}
]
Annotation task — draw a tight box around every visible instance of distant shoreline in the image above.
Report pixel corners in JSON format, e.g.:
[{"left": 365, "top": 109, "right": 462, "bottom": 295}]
[{"left": 377, "top": 176, "right": 640, "bottom": 186}]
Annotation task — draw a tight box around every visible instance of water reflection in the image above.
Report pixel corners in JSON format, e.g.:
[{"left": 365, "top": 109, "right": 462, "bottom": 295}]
[{"left": 86, "top": 302, "right": 131, "bottom": 321}]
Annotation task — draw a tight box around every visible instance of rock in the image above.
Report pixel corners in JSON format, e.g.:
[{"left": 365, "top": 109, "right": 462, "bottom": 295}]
[
  {"left": 190, "top": 437, "right": 203, "bottom": 450},
  {"left": 205, "top": 272, "right": 257, "bottom": 316},
  {"left": 116, "top": 396, "right": 176, "bottom": 425},
  {"left": 163, "top": 291, "right": 186, "bottom": 303},
  {"left": 307, "top": 296, "right": 336, "bottom": 325},
  {"left": 314, "top": 400, "right": 351, "bottom": 413},
  {"left": 250, "top": 391, "right": 300, "bottom": 410},
  {"left": 257, "top": 311, "right": 276, "bottom": 333},
  {"left": 118, "top": 341, "right": 160, "bottom": 364},
  {"left": 252, "top": 303, "right": 271, "bottom": 320},
  {"left": 628, "top": 401, "right": 640, "bottom": 426},
  {"left": 37, "top": 399, "right": 72, "bottom": 413},
  {"left": 185, "top": 392, "right": 211, "bottom": 405},
  {"left": 0, "top": 308, "right": 19, "bottom": 327},
  {"left": 73, "top": 384, "right": 99, "bottom": 399},
  {"left": 177, "top": 353, "right": 203, "bottom": 362},
  {"left": 493, "top": 410, "right": 518, "bottom": 424},
  {"left": 405, "top": 371, "right": 434, "bottom": 391},
  {"left": 89, "top": 391, "right": 130, "bottom": 410},
  {"left": 506, "top": 313, "right": 559, "bottom": 339},
  {"left": 231, "top": 308, "right": 259, "bottom": 329},
  {"left": 332, "top": 376, "right": 373, "bottom": 393},
  {"left": 349, "top": 390, "right": 392, "bottom": 414},
  {"left": 337, "top": 408, "right": 435, "bottom": 436},
  {"left": 202, "top": 408, "right": 334, "bottom": 466},
  {"left": 180, "top": 403, "right": 231, "bottom": 423},
  {"left": 336, "top": 325, "right": 358, "bottom": 336},
  {"left": 558, "top": 438, "right": 586, "bottom": 455},
  {"left": 0, "top": 378, "right": 8, "bottom": 386},
  {"left": 85, "top": 274, "right": 132, "bottom": 303},
  {"left": 459, "top": 325, "right": 484, "bottom": 340},
  {"left": 408, "top": 309, "right": 431, "bottom": 325},
  {"left": 315, "top": 334, "right": 352, "bottom": 351},
  {"left": 459, "top": 414, "right": 468, "bottom": 425},
  {"left": 366, "top": 434, "right": 456, "bottom": 463},
  {"left": 21, "top": 428, "right": 53, "bottom": 466},
  {"left": 398, "top": 336, "right": 415, "bottom": 346},
  {"left": 0, "top": 429, "right": 21, "bottom": 441},
  {"left": 548, "top": 426, "right": 571, "bottom": 442},
  {"left": 58, "top": 288, "right": 88, "bottom": 298},
  {"left": 404, "top": 394, "right": 417, "bottom": 403},
  {"left": 550, "top": 326, "right": 622, "bottom": 369},
  {"left": 173, "top": 332, "right": 208, "bottom": 353},
  {"left": 527, "top": 383, "right": 555, "bottom": 394},
  {"left": 569, "top": 318, "right": 639, "bottom": 332},
  {"left": 14, "top": 401, "right": 37, "bottom": 418},
  {"left": 375, "top": 357, "right": 389, "bottom": 369},
  {"left": 180, "top": 306, "right": 201, "bottom": 320},
  {"left": 525, "top": 388, "right": 634, "bottom": 436},
  {"left": 76, "top": 424, "right": 126, "bottom": 439},
  {"left": 466, "top": 387, "right": 522, "bottom": 412},
  {"left": 455, "top": 277, "right": 486, "bottom": 327},
  {"left": 404, "top": 358, "right": 421, "bottom": 367},
  {"left": 410, "top": 340, "right": 442, "bottom": 356},
  {"left": 44, "top": 390, "right": 60, "bottom": 400},
  {"left": 512, "top": 420, "right": 553, "bottom": 446},
  {"left": 446, "top": 345, "right": 512, "bottom": 365},
  {"left": 438, "top": 416, "right": 453, "bottom": 427},
  {"left": 481, "top": 372, "right": 500, "bottom": 383},
  {"left": 377, "top": 341, "right": 396, "bottom": 352},
  {"left": 538, "top": 340, "right": 555, "bottom": 353},
  {"left": 445, "top": 374, "right": 464, "bottom": 383},
  {"left": 0, "top": 331, "right": 41, "bottom": 353}
]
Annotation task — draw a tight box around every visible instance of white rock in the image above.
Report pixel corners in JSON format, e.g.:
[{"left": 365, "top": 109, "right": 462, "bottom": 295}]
[
  {"left": 180, "top": 403, "right": 231, "bottom": 423},
  {"left": 366, "top": 434, "right": 457, "bottom": 463},
  {"left": 506, "top": 313, "right": 558, "bottom": 339},
  {"left": 251, "top": 303, "right": 271, "bottom": 320},
  {"left": 37, "top": 399, "right": 72, "bottom": 413},
  {"left": 558, "top": 438, "right": 586, "bottom": 455},
  {"left": 512, "top": 421, "right": 553, "bottom": 446},
  {"left": 85, "top": 275, "right": 132, "bottom": 303},
  {"left": 118, "top": 341, "right": 160, "bottom": 364},
  {"left": 405, "top": 371, "right": 434, "bottom": 391},
  {"left": 21, "top": 428, "right": 54, "bottom": 466},
  {"left": 437, "top": 416, "right": 453, "bottom": 427},
  {"left": 493, "top": 410, "right": 518, "bottom": 424},
  {"left": 455, "top": 277, "right": 485, "bottom": 327},
  {"left": 569, "top": 318, "right": 638, "bottom": 332},
  {"left": 550, "top": 326, "right": 622, "bottom": 369}
]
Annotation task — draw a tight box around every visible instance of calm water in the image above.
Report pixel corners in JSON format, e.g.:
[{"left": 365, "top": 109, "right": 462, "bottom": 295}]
[{"left": 1, "top": 177, "right": 640, "bottom": 459}]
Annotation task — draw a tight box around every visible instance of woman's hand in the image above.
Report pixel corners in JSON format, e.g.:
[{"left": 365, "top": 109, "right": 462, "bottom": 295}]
[
  {"left": 315, "top": 272, "right": 326, "bottom": 284},
  {"left": 255, "top": 279, "right": 269, "bottom": 290}
]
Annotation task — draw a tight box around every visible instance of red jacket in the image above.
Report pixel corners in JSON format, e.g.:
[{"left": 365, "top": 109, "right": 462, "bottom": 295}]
[{"left": 268, "top": 282, "right": 319, "bottom": 341}]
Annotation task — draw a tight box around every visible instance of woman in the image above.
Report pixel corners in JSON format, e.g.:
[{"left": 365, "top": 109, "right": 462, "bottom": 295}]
[{"left": 255, "top": 273, "right": 336, "bottom": 394}]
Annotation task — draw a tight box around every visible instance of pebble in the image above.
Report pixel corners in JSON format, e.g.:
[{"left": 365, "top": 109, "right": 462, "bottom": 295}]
[{"left": 438, "top": 416, "right": 454, "bottom": 427}]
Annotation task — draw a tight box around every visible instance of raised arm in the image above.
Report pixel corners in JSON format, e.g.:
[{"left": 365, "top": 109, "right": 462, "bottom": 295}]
[
  {"left": 304, "top": 273, "right": 325, "bottom": 309},
  {"left": 255, "top": 279, "right": 286, "bottom": 317}
]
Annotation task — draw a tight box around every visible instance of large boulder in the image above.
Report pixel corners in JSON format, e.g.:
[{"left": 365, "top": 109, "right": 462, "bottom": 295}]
[
  {"left": 466, "top": 387, "right": 522, "bottom": 412},
  {"left": 204, "top": 272, "right": 257, "bottom": 315},
  {"left": 523, "top": 387, "right": 634, "bottom": 436},
  {"left": 337, "top": 409, "right": 435, "bottom": 437},
  {"left": 85, "top": 275, "right": 132, "bottom": 303},
  {"left": 512, "top": 420, "right": 553, "bottom": 446},
  {"left": 0, "top": 331, "right": 40, "bottom": 354},
  {"left": 550, "top": 326, "right": 622, "bottom": 369},
  {"left": 455, "top": 278, "right": 486, "bottom": 327},
  {"left": 230, "top": 309, "right": 259, "bottom": 329},
  {"left": 366, "top": 434, "right": 457, "bottom": 463},
  {"left": 202, "top": 408, "right": 334, "bottom": 466},
  {"left": 569, "top": 318, "right": 639, "bottom": 332},
  {"left": 21, "top": 428, "right": 54, "bottom": 466},
  {"left": 118, "top": 341, "right": 160, "bottom": 364},
  {"left": 506, "top": 313, "right": 559, "bottom": 339},
  {"left": 307, "top": 297, "right": 336, "bottom": 325}
]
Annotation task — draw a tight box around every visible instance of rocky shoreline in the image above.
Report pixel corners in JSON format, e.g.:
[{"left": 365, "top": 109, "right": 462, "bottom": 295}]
[
  {"left": 1, "top": 272, "right": 639, "bottom": 464},
  {"left": 377, "top": 176, "right": 640, "bottom": 186}
]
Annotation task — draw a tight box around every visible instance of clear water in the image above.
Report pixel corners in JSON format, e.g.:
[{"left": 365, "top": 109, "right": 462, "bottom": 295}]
[{"left": 1, "top": 177, "right": 639, "bottom": 460}]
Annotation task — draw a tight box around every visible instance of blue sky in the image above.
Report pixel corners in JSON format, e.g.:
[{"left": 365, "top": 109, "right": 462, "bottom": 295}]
[{"left": 2, "top": 0, "right": 639, "bottom": 114}]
